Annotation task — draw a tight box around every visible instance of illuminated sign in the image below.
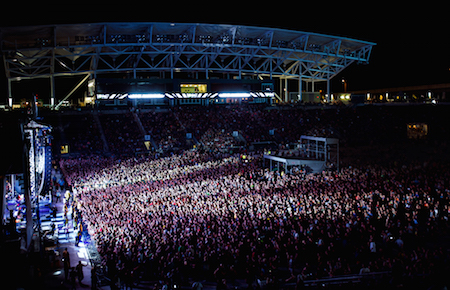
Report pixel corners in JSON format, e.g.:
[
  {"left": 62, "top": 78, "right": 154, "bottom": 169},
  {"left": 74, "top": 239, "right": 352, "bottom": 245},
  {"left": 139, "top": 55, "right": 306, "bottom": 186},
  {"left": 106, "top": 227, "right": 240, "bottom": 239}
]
[{"left": 180, "top": 84, "right": 207, "bottom": 93}]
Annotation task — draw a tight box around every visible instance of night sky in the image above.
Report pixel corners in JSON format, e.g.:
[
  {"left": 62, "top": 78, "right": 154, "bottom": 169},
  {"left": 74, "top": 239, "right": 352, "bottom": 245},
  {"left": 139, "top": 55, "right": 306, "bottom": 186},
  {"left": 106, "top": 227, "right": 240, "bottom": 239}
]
[{"left": 1, "top": 3, "right": 449, "bottom": 93}]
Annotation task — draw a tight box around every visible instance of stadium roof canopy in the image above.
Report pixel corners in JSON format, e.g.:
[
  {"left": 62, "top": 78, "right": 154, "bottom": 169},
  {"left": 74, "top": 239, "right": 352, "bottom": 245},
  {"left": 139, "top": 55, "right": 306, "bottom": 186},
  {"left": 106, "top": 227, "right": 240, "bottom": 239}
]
[
  {"left": 1, "top": 22, "right": 375, "bottom": 81},
  {"left": 0, "top": 23, "right": 375, "bottom": 105}
]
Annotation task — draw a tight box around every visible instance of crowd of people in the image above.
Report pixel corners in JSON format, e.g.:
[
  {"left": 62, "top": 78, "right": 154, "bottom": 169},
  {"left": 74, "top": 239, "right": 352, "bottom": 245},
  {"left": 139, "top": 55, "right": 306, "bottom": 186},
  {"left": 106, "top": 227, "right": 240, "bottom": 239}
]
[
  {"left": 100, "top": 112, "right": 147, "bottom": 154},
  {"left": 60, "top": 148, "right": 450, "bottom": 289},
  {"left": 47, "top": 103, "right": 450, "bottom": 289}
]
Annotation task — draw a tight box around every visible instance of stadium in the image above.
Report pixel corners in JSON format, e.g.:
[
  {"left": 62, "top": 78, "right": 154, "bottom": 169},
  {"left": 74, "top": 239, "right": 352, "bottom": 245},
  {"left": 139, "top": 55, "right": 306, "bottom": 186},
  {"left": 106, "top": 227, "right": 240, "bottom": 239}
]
[{"left": 1, "top": 22, "right": 450, "bottom": 290}]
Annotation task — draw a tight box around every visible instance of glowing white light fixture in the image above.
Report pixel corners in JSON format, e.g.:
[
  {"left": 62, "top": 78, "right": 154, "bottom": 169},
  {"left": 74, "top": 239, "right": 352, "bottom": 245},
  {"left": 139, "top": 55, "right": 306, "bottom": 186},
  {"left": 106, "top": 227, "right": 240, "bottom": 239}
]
[
  {"left": 128, "top": 93, "right": 165, "bottom": 99},
  {"left": 96, "top": 94, "right": 109, "bottom": 99},
  {"left": 218, "top": 93, "right": 251, "bottom": 98}
]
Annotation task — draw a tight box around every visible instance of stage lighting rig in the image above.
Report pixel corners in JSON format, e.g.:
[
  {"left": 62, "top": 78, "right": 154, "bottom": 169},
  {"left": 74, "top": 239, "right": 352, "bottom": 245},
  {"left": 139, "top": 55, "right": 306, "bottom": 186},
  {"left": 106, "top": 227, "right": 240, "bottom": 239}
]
[{"left": 21, "top": 94, "right": 53, "bottom": 251}]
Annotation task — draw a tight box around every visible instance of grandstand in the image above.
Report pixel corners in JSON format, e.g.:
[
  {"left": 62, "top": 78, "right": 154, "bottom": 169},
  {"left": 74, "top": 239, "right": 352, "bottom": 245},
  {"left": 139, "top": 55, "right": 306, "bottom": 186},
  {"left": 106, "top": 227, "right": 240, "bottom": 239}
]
[{"left": 1, "top": 22, "right": 375, "bottom": 108}]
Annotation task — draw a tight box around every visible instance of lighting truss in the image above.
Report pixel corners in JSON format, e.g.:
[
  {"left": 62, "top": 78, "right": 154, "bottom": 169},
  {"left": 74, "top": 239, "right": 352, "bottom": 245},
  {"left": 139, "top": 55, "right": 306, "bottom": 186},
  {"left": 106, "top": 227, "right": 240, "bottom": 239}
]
[{"left": 24, "top": 120, "right": 52, "bottom": 199}]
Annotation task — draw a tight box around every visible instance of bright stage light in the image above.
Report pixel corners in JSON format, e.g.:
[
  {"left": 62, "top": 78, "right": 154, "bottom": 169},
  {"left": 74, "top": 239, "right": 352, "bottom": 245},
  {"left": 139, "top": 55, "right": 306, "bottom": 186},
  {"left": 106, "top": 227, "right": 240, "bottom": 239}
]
[
  {"left": 128, "top": 93, "right": 165, "bottom": 99},
  {"left": 96, "top": 94, "right": 109, "bottom": 100},
  {"left": 219, "top": 92, "right": 274, "bottom": 98},
  {"left": 218, "top": 93, "right": 251, "bottom": 98}
]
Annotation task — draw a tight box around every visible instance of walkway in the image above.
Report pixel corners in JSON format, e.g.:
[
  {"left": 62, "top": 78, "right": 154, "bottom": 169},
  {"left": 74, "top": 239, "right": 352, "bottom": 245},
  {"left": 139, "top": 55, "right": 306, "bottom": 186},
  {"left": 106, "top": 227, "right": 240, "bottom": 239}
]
[{"left": 41, "top": 186, "right": 109, "bottom": 290}]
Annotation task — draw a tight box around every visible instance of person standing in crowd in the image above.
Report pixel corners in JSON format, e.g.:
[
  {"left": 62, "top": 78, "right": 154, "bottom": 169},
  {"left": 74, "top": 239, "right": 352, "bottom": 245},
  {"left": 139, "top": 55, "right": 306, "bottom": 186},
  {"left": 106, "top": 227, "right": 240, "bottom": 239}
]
[
  {"left": 62, "top": 248, "right": 71, "bottom": 281},
  {"left": 75, "top": 230, "right": 81, "bottom": 247},
  {"left": 69, "top": 267, "right": 77, "bottom": 290},
  {"left": 91, "top": 265, "right": 98, "bottom": 290},
  {"left": 76, "top": 261, "right": 86, "bottom": 286}
]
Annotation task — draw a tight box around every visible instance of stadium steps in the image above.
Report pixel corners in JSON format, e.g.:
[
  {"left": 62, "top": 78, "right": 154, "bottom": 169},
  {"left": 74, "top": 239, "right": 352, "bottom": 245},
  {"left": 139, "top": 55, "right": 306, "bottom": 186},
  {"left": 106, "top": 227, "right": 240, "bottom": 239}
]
[
  {"left": 92, "top": 112, "right": 110, "bottom": 153},
  {"left": 172, "top": 110, "right": 201, "bottom": 147},
  {"left": 131, "top": 111, "right": 146, "bottom": 136},
  {"left": 57, "top": 113, "right": 68, "bottom": 144},
  {"left": 131, "top": 111, "right": 158, "bottom": 150},
  {"left": 234, "top": 130, "right": 248, "bottom": 145}
]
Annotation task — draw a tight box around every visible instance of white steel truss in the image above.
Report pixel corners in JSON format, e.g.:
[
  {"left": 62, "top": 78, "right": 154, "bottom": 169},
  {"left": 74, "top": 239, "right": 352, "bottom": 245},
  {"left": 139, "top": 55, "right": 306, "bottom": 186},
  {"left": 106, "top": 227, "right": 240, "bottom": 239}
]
[{"left": 1, "top": 22, "right": 375, "bottom": 102}]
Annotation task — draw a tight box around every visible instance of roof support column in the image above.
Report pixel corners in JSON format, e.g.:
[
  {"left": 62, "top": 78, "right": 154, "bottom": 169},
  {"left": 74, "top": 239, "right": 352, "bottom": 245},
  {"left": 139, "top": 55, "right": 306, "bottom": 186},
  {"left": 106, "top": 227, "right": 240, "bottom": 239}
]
[
  {"left": 50, "top": 75, "right": 55, "bottom": 108},
  {"left": 279, "top": 78, "right": 282, "bottom": 101},
  {"left": 326, "top": 77, "right": 331, "bottom": 102},
  {"left": 7, "top": 78, "right": 12, "bottom": 108},
  {"left": 298, "top": 75, "right": 302, "bottom": 102},
  {"left": 284, "top": 78, "right": 288, "bottom": 103}
]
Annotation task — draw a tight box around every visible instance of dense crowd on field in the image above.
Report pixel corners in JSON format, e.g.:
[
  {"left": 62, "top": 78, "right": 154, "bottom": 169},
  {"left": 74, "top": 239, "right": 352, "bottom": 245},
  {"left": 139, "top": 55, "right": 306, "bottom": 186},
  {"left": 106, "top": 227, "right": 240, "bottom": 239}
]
[
  {"left": 49, "top": 104, "right": 450, "bottom": 289},
  {"left": 61, "top": 147, "right": 450, "bottom": 289}
]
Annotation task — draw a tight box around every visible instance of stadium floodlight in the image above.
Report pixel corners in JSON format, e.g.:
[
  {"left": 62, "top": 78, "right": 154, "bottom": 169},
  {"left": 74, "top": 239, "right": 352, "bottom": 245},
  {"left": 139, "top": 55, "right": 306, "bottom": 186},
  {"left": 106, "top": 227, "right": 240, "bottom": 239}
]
[
  {"left": 128, "top": 93, "right": 165, "bottom": 99},
  {"left": 218, "top": 93, "right": 251, "bottom": 98},
  {"left": 182, "top": 93, "right": 198, "bottom": 98}
]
